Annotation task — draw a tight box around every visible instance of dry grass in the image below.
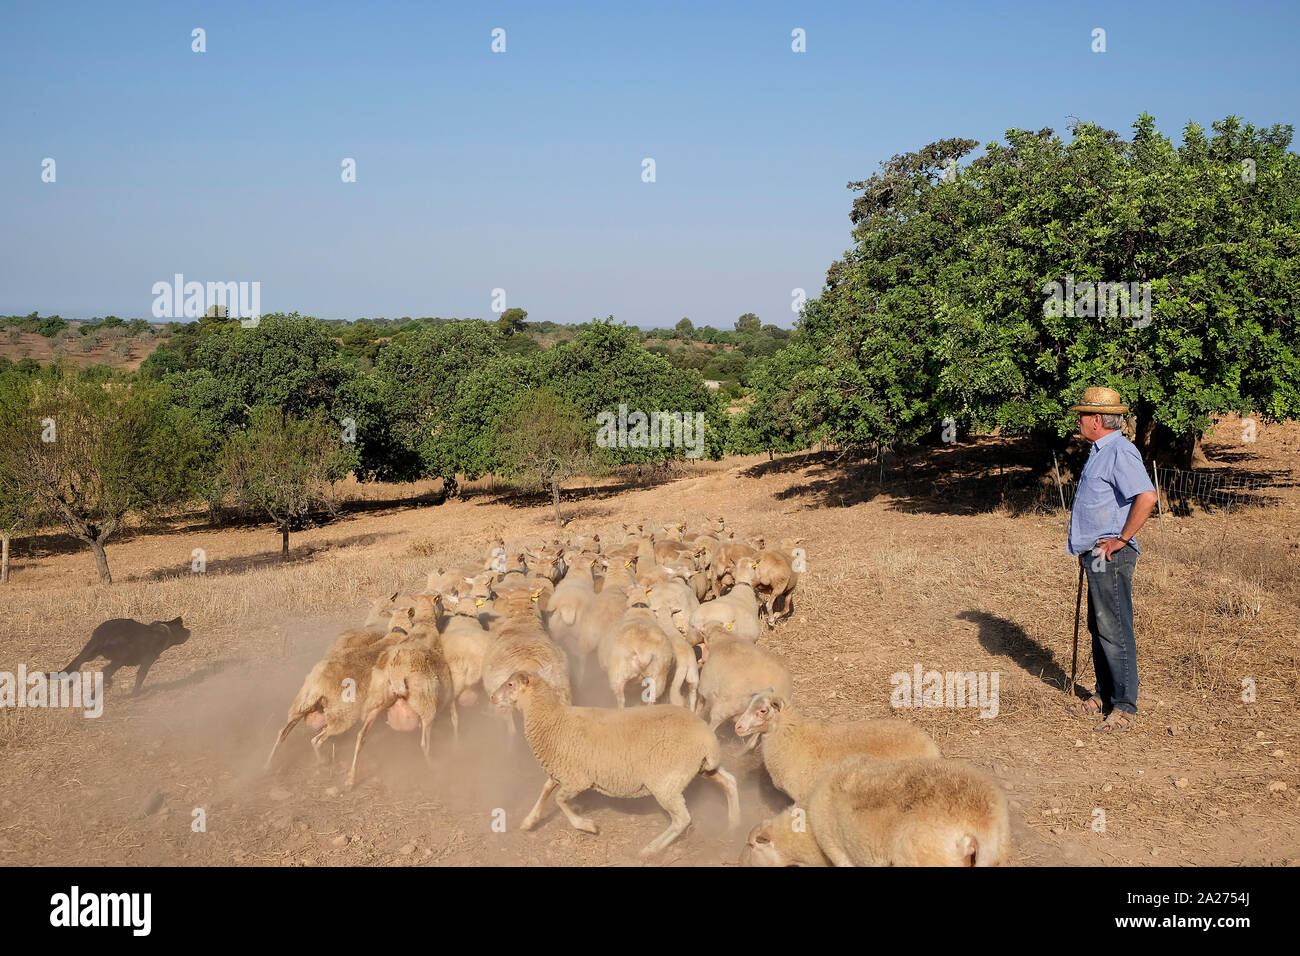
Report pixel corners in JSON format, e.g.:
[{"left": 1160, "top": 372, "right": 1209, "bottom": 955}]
[{"left": 0, "top": 417, "right": 1296, "bottom": 866}]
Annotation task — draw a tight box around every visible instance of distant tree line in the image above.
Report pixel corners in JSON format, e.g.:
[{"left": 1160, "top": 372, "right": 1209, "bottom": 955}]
[{"left": 0, "top": 314, "right": 731, "bottom": 582}]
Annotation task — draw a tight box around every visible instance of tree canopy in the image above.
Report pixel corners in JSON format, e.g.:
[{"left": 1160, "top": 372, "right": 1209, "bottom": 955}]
[{"left": 742, "top": 114, "right": 1300, "bottom": 466}]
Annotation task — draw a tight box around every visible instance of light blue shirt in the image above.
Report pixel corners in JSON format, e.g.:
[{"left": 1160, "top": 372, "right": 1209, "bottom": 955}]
[{"left": 1067, "top": 429, "right": 1156, "bottom": 556}]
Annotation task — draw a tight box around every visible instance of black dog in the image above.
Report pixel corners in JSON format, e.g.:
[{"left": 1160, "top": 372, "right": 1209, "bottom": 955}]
[{"left": 57, "top": 617, "right": 191, "bottom": 696}]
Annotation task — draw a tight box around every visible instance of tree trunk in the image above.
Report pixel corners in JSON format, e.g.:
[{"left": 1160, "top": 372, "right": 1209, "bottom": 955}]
[
  {"left": 1133, "top": 410, "right": 1206, "bottom": 470},
  {"left": 1, "top": 531, "right": 10, "bottom": 584},
  {"left": 1133, "top": 406, "right": 1158, "bottom": 461},
  {"left": 443, "top": 475, "right": 460, "bottom": 499},
  {"left": 90, "top": 538, "right": 112, "bottom": 584},
  {"left": 281, "top": 523, "right": 290, "bottom": 560},
  {"left": 552, "top": 481, "right": 562, "bottom": 524}
]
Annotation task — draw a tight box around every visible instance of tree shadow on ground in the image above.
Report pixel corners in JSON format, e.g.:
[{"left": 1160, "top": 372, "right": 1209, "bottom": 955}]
[
  {"left": 134, "top": 531, "right": 399, "bottom": 582},
  {"left": 764, "top": 440, "right": 1048, "bottom": 515},
  {"left": 11, "top": 486, "right": 446, "bottom": 563},
  {"left": 766, "top": 437, "right": 1290, "bottom": 517},
  {"left": 335, "top": 488, "right": 447, "bottom": 516},
  {"left": 481, "top": 467, "right": 698, "bottom": 516}
]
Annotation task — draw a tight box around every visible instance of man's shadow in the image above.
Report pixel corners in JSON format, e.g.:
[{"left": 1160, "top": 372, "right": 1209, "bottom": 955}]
[{"left": 957, "top": 609, "right": 1085, "bottom": 697}]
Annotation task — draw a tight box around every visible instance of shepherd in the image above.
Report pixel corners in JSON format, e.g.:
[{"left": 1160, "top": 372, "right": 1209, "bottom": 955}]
[{"left": 1065, "top": 387, "right": 1159, "bottom": 734}]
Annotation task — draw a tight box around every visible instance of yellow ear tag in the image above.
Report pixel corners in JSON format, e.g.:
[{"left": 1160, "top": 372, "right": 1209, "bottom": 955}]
[
  {"left": 646, "top": 587, "right": 653, "bottom": 595},
  {"left": 624, "top": 560, "right": 631, "bottom": 569},
  {"left": 475, "top": 599, "right": 485, "bottom": 607},
  {"left": 531, "top": 589, "right": 542, "bottom": 601},
  {"left": 751, "top": 561, "right": 759, "bottom": 569},
  {"left": 725, "top": 621, "right": 734, "bottom": 631}
]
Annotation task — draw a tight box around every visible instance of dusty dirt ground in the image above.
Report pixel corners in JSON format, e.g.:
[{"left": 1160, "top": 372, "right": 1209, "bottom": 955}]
[{"left": 1, "top": 415, "right": 1297, "bottom": 867}]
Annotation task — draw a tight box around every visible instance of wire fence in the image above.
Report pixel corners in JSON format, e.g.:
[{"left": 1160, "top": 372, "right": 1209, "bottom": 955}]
[
  {"left": 1048, "top": 459, "right": 1265, "bottom": 514},
  {"left": 1152, "top": 466, "right": 1263, "bottom": 510}
]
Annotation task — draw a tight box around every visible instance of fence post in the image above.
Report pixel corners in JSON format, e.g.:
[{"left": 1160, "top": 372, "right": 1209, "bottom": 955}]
[
  {"left": 1152, "top": 460, "right": 1165, "bottom": 541},
  {"left": 1052, "top": 452, "right": 1067, "bottom": 514}
]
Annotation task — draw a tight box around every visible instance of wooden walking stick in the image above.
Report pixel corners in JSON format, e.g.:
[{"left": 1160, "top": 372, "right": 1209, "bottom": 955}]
[{"left": 1070, "top": 560, "right": 1085, "bottom": 694}]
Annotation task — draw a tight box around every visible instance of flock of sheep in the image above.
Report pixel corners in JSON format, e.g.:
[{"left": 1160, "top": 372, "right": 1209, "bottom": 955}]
[{"left": 266, "top": 518, "right": 1011, "bottom": 865}]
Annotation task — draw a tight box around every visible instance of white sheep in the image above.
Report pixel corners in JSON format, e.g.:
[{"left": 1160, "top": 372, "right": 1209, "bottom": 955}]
[
  {"left": 741, "top": 805, "right": 830, "bottom": 867},
  {"left": 545, "top": 552, "right": 600, "bottom": 661},
  {"left": 490, "top": 670, "right": 740, "bottom": 856},
  {"left": 345, "top": 635, "right": 457, "bottom": 789},
  {"left": 741, "top": 753, "right": 1011, "bottom": 867},
  {"left": 266, "top": 628, "right": 408, "bottom": 769},
  {"left": 597, "top": 587, "right": 677, "bottom": 708},
  {"left": 688, "top": 568, "right": 762, "bottom": 645},
  {"left": 570, "top": 560, "right": 636, "bottom": 680},
  {"left": 733, "top": 691, "right": 940, "bottom": 802},
  {"left": 696, "top": 636, "right": 793, "bottom": 736},
  {"left": 482, "top": 588, "right": 572, "bottom": 737}
]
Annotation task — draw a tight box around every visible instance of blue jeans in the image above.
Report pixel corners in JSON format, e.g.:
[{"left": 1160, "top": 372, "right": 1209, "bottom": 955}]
[{"left": 1082, "top": 547, "right": 1139, "bottom": 715}]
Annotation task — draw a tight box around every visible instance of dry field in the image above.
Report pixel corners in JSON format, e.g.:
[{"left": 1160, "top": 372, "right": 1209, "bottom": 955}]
[
  {"left": 1, "top": 415, "right": 1297, "bottom": 867},
  {"left": 0, "top": 329, "right": 159, "bottom": 371}
]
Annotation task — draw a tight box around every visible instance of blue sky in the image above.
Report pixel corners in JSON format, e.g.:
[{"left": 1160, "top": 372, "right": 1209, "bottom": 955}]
[{"left": 2, "top": 0, "right": 1297, "bottom": 328}]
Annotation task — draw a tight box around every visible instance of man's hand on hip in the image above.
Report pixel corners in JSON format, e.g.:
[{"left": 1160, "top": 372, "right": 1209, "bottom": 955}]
[{"left": 1093, "top": 537, "right": 1129, "bottom": 560}]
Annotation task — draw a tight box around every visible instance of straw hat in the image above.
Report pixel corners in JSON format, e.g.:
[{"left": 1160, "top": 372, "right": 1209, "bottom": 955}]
[{"left": 1069, "top": 386, "right": 1129, "bottom": 414}]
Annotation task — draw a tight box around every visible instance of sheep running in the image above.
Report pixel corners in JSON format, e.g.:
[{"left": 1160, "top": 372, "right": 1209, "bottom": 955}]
[{"left": 265, "top": 514, "right": 1012, "bottom": 866}]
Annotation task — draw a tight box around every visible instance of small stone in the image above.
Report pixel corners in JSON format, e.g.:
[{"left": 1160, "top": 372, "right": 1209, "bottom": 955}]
[
  {"left": 324, "top": 787, "right": 339, "bottom": 797},
  {"left": 330, "top": 835, "right": 349, "bottom": 847},
  {"left": 1102, "top": 783, "right": 1113, "bottom": 793},
  {"left": 399, "top": 842, "right": 416, "bottom": 855},
  {"left": 1126, "top": 803, "right": 1137, "bottom": 811},
  {"left": 1151, "top": 848, "right": 1160, "bottom": 857},
  {"left": 142, "top": 792, "right": 164, "bottom": 816},
  {"left": 1167, "top": 726, "right": 1179, "bottom": 736},
  {"left": 1051, "top": 808, "right": 1060, "bottom": 815},
  {"left": 1074, "top": 739, "right": 1085, "bottom": 748},
  {"left": 1267, "top": 781, "right": 1287, "bottom": 793},
  {"left": 1257, "top": 731, "right": 1266, "bottom": 738},
  {"left": 269, "top": 787, "right": 291, "bottom": 801},
  {"left": 1174, "top": 777, "right": 1189, "bottom": 789},
  {"left": 1272, "top": 750, "right": 1285, "bottom": 758}
]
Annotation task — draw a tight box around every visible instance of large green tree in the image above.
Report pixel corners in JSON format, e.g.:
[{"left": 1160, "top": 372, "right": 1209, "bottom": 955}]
[
  {"left": 371, "top": 320, "right": 503, "bottom": 491},
  {"left": 772, "top": 116, "right": 1300, "bottom": 466}
]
